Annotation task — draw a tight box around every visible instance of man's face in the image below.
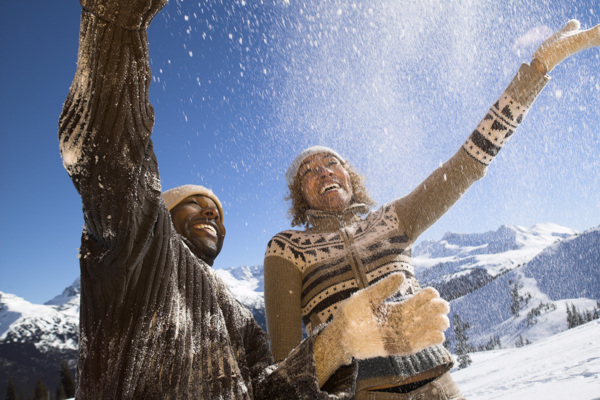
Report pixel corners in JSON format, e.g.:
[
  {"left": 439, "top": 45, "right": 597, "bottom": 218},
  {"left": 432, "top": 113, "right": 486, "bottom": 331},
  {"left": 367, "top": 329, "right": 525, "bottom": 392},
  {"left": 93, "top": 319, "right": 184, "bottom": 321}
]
[
  {"left": 170, "top": 195, "right": 226, "bottom": 266},
  {"left": 298, "top": 153, "right": 353, "bottom": 213}
]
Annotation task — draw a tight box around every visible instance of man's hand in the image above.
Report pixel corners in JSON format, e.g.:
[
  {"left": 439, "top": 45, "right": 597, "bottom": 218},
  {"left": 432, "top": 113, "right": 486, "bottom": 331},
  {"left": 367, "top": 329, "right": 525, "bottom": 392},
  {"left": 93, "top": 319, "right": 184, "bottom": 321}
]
[
  {"left": 533, "top": 19, "right": 600, "bottom": 74},
  {"left": 80, "top": 0, "right": 168, "bottom": 30},
  {"left": 314, "top": 274, "right": 449, "bottom": 386}
]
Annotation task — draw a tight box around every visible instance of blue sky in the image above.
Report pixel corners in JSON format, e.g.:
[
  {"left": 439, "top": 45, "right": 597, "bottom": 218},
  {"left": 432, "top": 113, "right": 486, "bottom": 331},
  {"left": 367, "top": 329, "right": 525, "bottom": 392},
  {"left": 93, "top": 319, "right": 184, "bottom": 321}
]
[{"left": 1, "top": 0, "right": 599, "bottom": 304}]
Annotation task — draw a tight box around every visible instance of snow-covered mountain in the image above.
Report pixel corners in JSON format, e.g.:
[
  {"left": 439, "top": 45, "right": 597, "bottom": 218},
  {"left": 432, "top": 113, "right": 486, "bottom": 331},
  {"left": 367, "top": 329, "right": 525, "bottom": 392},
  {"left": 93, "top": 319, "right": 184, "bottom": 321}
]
[
  {"left": 214, "top": 265, "right": 266, "bottom": 328},
  {"left": 413, "top": 223, "right": 578, "bottom": 300},
  {"left": 0, "top": 278, "right": 80, "bottom": 349},
  {"left": 443, "top": 225, "right": 600, "bottom": 349},
  {"left": 2, "top": 223, "right": 598, "bottom": 396},
  {"left": 0, "top": 279, "right": 80, "bottom": 396}
]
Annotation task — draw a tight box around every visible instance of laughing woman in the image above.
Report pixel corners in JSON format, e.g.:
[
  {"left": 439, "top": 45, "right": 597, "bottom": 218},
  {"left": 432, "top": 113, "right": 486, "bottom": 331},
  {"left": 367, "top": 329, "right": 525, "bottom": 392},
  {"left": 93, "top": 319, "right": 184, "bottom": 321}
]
[{"left": 264, "top": 20, "right": 599, "bottom": 400}]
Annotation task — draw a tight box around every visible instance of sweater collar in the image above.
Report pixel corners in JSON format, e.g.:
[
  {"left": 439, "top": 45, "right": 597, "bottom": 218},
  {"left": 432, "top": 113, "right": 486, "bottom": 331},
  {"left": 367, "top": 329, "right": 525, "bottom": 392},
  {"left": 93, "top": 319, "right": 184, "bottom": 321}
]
[
  {"left": 305, "top": 203, "right": 369, "bottom": 231},
  {"left": 180, "top": 235, "right": 214, "bottom": 267}
]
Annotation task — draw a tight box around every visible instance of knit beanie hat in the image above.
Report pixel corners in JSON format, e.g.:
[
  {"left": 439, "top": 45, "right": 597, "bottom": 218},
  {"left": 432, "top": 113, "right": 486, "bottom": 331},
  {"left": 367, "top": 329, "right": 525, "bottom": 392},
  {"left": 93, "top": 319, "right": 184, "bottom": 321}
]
[
  {"left": 285, "top": 146, "right": 344, "bottom": 187},
  {"left": 162, "top": 184, "right": 224, "bottom": 222}
]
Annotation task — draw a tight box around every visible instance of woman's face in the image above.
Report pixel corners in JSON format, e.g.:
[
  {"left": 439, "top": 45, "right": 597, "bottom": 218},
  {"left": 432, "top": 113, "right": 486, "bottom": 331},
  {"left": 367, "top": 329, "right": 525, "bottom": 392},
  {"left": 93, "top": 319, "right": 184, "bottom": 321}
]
[{"left": 298, "top": 153, "right": 353, "bottom": 213}]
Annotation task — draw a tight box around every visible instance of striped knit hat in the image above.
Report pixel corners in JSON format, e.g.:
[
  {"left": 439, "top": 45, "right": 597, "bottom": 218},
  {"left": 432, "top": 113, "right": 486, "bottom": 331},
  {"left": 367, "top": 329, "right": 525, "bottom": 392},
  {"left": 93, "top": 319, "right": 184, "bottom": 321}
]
[
  {"left": 285, "top": 146, "right": 344, "bottom": 187},
  {"left": 162, "top": 184, "right": 224, "bottom": 222}
]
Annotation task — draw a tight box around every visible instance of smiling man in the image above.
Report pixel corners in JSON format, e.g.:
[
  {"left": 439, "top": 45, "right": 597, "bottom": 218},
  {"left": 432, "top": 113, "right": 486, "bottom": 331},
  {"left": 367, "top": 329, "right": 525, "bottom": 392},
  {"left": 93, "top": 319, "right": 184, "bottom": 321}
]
[{"left": 163, "top": 185, "right": 226, "bottom": 266}]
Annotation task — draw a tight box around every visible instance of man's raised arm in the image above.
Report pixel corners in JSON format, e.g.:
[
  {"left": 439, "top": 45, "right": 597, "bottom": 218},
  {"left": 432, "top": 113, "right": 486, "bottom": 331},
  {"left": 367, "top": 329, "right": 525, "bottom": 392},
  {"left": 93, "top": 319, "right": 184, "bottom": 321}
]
[{"left": 58, "top": 0, "right": 167, "bottom": 254}]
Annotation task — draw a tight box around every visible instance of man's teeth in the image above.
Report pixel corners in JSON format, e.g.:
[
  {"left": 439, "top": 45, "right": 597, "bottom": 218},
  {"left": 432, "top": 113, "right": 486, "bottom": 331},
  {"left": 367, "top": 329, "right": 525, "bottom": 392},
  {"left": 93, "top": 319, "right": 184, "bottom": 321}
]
[
  {"left": 320, "top": 184, "right": 340, "bottom": 194},
  {"left": 193, "top": 224, "right": 217, "bottom": 235}
]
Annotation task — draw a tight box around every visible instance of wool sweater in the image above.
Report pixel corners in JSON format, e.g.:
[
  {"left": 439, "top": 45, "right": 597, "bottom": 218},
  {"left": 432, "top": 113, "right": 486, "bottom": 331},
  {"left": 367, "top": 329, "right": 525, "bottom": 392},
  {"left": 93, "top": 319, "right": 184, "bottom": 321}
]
[
  {"left": 58, "top": 3, "right": 356, "bottom": 399},
  {"left": 264, "top": 63, "right": 549, "bottom": 392}
]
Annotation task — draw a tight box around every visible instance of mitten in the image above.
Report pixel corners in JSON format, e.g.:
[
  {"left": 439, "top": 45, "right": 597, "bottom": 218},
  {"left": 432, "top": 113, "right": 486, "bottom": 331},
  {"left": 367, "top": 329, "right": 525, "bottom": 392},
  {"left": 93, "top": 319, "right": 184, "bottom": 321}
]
[
  {"left": 80, "top": 0, "right": 168, "bottom": 30},
  {"left": 314, "top": 274, "right": 449, "bottom": 385},
  {"left": 533, "top": 19, "right": 600, "bottom": 74}
]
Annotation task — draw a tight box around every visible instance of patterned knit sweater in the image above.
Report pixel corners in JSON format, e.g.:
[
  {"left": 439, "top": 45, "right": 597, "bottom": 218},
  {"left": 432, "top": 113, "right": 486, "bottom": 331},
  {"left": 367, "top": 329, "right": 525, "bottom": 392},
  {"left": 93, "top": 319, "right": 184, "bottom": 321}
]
[
  {"left": 264, "top": 63, "right": 549, "bottom": 392},
  {"left": 58, "top": 3, "right": 356, "bottom": 399}
]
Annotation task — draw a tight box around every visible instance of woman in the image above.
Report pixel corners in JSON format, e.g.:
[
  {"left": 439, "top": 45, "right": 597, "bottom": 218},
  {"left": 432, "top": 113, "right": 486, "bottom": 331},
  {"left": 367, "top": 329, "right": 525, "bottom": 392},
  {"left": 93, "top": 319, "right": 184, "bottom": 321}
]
[{"left": 264, "top": 20, "right": 599, "bottom": 399}]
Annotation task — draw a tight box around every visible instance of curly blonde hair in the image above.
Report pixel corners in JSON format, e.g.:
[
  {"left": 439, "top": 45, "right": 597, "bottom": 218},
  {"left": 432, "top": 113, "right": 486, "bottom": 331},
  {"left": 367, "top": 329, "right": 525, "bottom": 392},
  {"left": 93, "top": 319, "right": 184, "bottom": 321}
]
[{"left": 286, "top": 161, "right": 375, "bottom": 228}]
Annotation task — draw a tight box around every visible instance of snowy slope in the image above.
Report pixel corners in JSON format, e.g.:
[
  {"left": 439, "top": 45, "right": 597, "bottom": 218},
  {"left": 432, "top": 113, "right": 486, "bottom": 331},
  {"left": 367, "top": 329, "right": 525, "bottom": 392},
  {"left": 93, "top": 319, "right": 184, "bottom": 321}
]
[
  {"left": 453, "top": 320, "right": 600, "bottom": 400},
  {"left": 445, "top": 226, "right": 600, "bottom": 348}
]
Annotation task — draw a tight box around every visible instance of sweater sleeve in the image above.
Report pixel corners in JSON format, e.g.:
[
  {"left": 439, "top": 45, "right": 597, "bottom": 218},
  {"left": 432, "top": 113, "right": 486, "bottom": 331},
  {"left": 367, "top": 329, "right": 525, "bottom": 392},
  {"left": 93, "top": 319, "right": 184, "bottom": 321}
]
[
  {"left": 58, "top": 6, "right": 165, "bottom": 263},
  {"left": 394, "top": 63, "right": 550, "bottom": 240},
  {"left": 253, "top": 331, "right": 357, "bottom": 399},
  {"left": 250, "top": 332, "right": 356, "bottom": 399},
  {"left": 264, "top": 249, "right": 304, "bottom": 362},
  {"left": 214, "top": 273, "right": 356, "bottom": 399}
]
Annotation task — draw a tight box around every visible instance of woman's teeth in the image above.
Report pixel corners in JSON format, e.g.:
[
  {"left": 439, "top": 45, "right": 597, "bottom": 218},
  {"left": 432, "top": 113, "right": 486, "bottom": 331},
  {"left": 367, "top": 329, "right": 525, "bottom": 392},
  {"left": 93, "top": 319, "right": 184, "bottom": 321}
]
[{"left": 320, "top": 183, "right": 340, "bottom": 194}]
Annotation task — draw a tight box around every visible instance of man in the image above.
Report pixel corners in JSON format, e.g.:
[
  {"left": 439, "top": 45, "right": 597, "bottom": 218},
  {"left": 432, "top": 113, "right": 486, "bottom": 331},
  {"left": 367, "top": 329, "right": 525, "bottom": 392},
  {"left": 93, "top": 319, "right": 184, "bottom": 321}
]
[
  {"left": 58, "top": 0, "right": 450, "bottom": 398},
  {"left": 163, "top": 185, "right": 226, "bottom": 267}
]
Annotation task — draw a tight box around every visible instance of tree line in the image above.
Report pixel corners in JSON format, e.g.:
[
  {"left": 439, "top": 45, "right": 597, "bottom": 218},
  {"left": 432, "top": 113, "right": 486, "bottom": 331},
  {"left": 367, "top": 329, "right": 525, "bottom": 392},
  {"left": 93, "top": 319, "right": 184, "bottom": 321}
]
[
  {"left": 566, "top": 302, "right": 600, "bottom": 329},
  {"left": 4, "top": 361, "right": 75, "bottom": 400}
]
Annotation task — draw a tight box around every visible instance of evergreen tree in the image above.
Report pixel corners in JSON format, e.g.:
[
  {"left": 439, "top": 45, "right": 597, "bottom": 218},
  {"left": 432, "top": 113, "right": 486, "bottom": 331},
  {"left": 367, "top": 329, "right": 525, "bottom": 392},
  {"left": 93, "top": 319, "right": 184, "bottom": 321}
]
[
  {"left": 32, "top": 378, "right": 47, "bottom": 400},
  {"left": 58, "top": 361, "right": 75, "bottom": 398},
  {"left": 478, "top": 334, "right": 502, "bottom": 351},
  {"left": 5, "top": 378, "right": 18, "bottom": 400},
  {"left": 572, "top": 304, "right": 583, "bottom": 327},
  {"left": 55, "top": 385, "right": 66, "bottom": 400},
  {"left": 566, "top": 303, "right": 574, "bottom": 328},
  {"left": 509, "top": 277, "right": 531, "bottom": 318},
  {"left": 453, "top": 313, "right": 472, "bottom": 369},
  {"left": 515, "top": 334, "right": 531, "bottom": 348},
  {"left": 509, "top": 280, "right": 519, "bottom": 316}
]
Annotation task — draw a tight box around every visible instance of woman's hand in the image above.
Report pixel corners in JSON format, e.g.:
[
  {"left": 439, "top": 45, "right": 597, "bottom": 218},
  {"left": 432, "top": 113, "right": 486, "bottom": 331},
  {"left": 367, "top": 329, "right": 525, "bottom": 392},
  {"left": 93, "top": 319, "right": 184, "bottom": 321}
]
[
  {"left": 533, "top": 19, "right": 600, "bottom": 74},
  {"left": 337, "top": 274, "right": 450, "bottom": 360},
  {"left": 314, "top": 274, "right": 450, "bottom": 386}
]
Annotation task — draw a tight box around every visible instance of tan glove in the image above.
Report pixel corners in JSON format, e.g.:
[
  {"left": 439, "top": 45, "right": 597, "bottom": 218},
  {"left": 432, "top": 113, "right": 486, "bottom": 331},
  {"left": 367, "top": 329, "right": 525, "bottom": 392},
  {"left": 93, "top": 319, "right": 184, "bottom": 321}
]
[
  {"left": 80, "top": 0, "right": 168, "bottom": 30},
  {"left": 533, "top": 19, "right": 600, "bottom": 74},
  {"left": 314, "top": 274, "right": 450, "bottom": 386}
]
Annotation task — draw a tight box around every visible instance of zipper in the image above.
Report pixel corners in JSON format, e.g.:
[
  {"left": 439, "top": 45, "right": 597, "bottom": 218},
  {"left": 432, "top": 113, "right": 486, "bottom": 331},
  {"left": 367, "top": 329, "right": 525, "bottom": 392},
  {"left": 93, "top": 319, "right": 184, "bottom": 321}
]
[{"left": 338, "top": 216, "right": 369, "bottom": 289}]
